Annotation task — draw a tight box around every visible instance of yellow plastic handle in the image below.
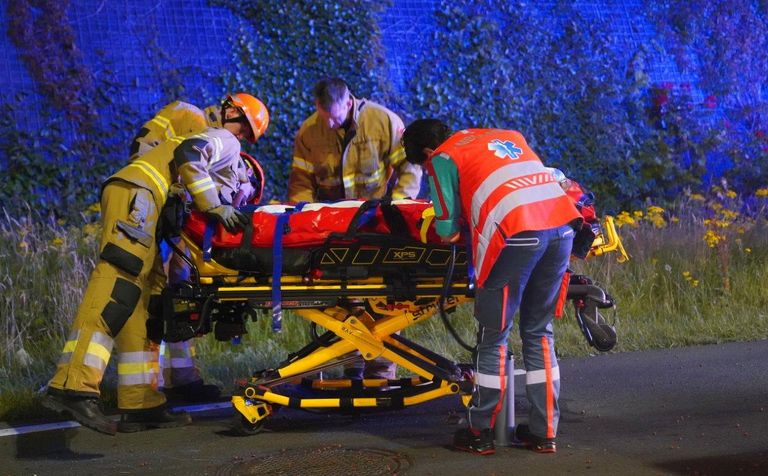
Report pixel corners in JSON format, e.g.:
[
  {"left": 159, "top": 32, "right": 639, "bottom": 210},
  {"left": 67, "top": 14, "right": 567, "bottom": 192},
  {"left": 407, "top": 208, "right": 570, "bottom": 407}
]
[{"left": 588, "top": 215, "right": 629, "bottom": 263}]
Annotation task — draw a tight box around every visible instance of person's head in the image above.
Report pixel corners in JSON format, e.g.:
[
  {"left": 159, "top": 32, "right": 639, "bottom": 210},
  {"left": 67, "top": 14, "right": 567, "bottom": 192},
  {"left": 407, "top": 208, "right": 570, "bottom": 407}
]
[
  {"left": 221, "top": 93, "right": 269, "bottom": 143},
  {"left": 313, "top": 77, "right": 353, "bottom": 129},
  {"left": 401, "top": 119, "right": 453, "bottom": 165}
]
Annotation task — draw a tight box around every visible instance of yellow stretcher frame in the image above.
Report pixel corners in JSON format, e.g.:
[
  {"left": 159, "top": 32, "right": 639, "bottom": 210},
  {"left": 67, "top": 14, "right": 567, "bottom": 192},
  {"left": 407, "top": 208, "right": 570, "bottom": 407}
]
[{"left": 169, "top": 216, "right": 627, "bottom": 434}]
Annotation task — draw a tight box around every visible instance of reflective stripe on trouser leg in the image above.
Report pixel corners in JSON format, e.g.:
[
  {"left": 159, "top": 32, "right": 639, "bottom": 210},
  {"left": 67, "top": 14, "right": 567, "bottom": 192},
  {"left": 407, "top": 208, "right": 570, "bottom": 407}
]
[
  {"left": 524, "top": 335, "right": 560, "bottom": 439},
  {"left": 468, "top": 325, "right": 509, "bottom": 431},
  {"left": 115, "top": 287, "right": 165, "bottom": 411},
  {"left": 107, "top": 183, "right": 166, "bottom": 410},
  {"left": 159, "top": 340, "right": 203, "bottom": 388},
  {"left": 518, "top": 225, "right": 572, "bottom": 439},
  {"left": 48, "top": 263, "right": 123, "bottom": 396}
]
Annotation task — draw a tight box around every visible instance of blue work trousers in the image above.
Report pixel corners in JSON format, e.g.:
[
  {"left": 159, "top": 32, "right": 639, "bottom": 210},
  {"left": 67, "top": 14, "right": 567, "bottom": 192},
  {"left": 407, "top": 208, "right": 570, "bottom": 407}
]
[{"left": 468, "top": 224, "right": 574, "bottom": 440}]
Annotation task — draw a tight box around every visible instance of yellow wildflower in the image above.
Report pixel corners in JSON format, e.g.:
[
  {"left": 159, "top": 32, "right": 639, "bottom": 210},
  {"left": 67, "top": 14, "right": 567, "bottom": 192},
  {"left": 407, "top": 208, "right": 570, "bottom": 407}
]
[
  {"left": 649, "top": 215, "right": 666, "bottom": 229},
  {"left": 615, "top": 211, "right": 637, "bottom": 228},
  {"left": 725, "top": 190, "right": 737, "bottom": 199},
  {"left": 690, "top": 193, "right": 705, "bottom": 201},
  {"left": 745, "top": 247, "right": 752, "bottom": 253},
  {"left": 703, "top": 230, "right": 722, "bottom": 248},
  {"left": 756, "top": 188, "right": 768, "bottom": 198}
]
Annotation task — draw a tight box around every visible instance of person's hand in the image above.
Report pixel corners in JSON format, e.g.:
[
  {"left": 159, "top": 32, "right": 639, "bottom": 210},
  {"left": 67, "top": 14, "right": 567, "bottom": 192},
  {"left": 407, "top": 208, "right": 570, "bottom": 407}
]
[{"left": 206, "top": 205, "right": 249, "bottom": 232}]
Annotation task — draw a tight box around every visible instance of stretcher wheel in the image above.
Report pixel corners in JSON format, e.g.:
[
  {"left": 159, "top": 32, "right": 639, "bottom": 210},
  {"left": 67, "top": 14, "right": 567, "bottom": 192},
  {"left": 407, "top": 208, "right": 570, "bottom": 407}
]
[{"left": 234, "top": 415, "right": 265, "bottom": 436}]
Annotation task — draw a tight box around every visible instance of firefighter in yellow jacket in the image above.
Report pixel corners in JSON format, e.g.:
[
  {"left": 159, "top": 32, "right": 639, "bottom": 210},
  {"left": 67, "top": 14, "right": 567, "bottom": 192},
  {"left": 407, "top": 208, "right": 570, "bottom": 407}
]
[
  {"left": 288, "top": 77, "right": 421, "bottom": 380},
  {"left": 43, "top": 93, "right": 269, "bottom": 435},
  {"left": 130, "top": 97, "right": 266, "bottom": 403},
  {"left": 288, "top": 77, "right": 422, "bottom": 203}
]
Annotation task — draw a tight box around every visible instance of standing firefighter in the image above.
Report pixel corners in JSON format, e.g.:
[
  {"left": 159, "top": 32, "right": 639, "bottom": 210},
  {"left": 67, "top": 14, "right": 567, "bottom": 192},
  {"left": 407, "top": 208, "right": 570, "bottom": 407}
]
[
  {"left": 401, "top": 120, "right": 582, "bottom": 455},
  {"left": 43, "top": 94, "right": 268, "bottom": 434},
  {"left": 288, "top": 77, "right": 422, "bottom": 380},
  {"left": 131, "top": 96, "right": 268, "bottom": 402},
  {"left": 288, "top": 77, "right": 421, "bottom": 203}
]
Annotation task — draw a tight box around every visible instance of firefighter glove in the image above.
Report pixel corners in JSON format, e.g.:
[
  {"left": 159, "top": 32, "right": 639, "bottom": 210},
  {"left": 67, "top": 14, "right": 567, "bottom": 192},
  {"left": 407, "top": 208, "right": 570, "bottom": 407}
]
[{"left": 206, "top": 205, "right": 248, "bottom": 233}]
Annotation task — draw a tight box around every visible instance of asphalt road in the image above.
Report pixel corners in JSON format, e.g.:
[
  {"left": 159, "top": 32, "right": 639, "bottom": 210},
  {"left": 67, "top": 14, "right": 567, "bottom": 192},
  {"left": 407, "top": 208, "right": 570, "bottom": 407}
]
[{"left": 2, "top": 340, "right": 767, "bottom": 476}]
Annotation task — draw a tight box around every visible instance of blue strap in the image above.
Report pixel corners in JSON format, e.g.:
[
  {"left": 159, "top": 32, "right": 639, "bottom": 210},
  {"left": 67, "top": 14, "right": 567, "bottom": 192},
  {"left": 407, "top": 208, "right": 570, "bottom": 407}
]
[
  {"left": 202, "top": 217, "right": 217, "bottom": 261},
  {"left": 270, "top": 202, "right": 306, "bottom": 333}
]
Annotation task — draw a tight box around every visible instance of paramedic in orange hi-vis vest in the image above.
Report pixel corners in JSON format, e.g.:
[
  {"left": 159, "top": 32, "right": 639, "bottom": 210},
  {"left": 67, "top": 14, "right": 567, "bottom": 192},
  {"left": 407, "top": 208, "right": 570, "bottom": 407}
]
[{"left": 401, "top": 119, "right": 582, "bottom": 456}]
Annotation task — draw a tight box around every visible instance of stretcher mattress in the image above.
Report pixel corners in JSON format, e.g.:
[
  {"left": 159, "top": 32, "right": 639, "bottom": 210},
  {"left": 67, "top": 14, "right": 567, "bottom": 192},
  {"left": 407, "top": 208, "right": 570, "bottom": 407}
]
[{"left": 181, "top": 199, "right": 469, "bottom": 278}]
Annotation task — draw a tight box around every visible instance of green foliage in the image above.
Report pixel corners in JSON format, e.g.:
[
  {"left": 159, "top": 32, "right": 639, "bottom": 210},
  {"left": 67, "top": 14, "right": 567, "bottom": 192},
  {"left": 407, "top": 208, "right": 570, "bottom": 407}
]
[
  {"left": 2, "top": 2, "right": 141, "bottom": 220},
  {"left": 0, "top": 90, "right": 134, "bottom": 220},
  {"left": 648, "top": 0, "right": 768, "bottom": 194},
  {"left": 7, "top": 0, "right": 94, "bottom": 125},
  {"left": 406, "top": 0, "right": 768, "bottom": 212},
  {"left": 208, "top": 0, "right": 393, "bottom": 201},
  {"left": 407, "top": 1, "right": 705, "bottom": 212}
]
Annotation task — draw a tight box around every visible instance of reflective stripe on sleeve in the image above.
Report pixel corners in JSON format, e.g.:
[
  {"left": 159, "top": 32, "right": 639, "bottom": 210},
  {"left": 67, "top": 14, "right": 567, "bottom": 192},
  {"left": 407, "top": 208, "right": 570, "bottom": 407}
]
[
  {"left": 186, "top": 176, "right": 216, "bottom": 196},
  {"left": 388, "top": 146, "right": 406, "bottom": 165},
  {"left": 149, "top": 114, "right": 175, "bottom": 140},
  {"left": 292, "top": 156, "right": 314, "bottom": 173}
]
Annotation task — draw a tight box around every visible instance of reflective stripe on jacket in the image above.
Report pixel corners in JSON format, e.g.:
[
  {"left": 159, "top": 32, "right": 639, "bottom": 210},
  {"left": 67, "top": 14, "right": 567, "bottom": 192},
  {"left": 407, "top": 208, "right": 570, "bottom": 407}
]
[
  {"left": 108, "top": 127, "right": 244, "bottom": 212},
  {"left": 288, "top": 96, "right": 421, "bottom": 202},
  {"left": 129, "top": 101, "right": 221, "bottom": 161},
  {"left": 430, "top": 129, "right": 582, "bottom": 287}
]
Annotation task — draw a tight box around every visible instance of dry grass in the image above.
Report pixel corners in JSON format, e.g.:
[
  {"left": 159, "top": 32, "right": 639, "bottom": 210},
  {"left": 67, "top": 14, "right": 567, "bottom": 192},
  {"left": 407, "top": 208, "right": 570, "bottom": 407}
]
[{"left": 1, "top": 194, "right": 767, "bottom": 421}]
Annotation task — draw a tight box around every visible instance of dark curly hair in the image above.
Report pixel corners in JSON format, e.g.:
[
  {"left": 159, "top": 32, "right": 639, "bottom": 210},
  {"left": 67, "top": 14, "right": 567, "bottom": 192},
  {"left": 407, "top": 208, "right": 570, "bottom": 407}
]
[{"left": 402, "top": 118, "right": 452, "bottom": 164}]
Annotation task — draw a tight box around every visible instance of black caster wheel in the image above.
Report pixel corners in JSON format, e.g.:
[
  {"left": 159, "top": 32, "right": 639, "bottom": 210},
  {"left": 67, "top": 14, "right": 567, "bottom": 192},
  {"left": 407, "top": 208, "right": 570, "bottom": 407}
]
[{"left": 233, "top": 415, "right": 265, "bottom": 436}]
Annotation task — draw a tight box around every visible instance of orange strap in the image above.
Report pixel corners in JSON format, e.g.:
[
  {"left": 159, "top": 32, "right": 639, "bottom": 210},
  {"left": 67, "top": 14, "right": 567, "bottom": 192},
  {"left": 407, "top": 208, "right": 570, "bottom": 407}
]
[{"left": 554, "top": 271, "right": 571, "bottom": 319}]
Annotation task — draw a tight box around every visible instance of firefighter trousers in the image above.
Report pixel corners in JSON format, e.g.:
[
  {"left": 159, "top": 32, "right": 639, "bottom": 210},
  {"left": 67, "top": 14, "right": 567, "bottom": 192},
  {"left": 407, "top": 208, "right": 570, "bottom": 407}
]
[
  {"left": 468, "top": 224, "right": 574, "bottom": 439},
  {"left": 48, "top": 181, "right": 168, "bottom": 411}
]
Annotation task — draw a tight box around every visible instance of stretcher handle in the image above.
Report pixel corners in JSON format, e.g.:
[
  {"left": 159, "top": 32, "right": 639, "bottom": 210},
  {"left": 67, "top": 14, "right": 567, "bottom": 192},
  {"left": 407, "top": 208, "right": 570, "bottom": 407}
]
[
  {"left": 164, "top": 236, "right": 200, "bottom": 286},
  {"left": 588, "top": 216, "right": 629, "bottom": 262}
]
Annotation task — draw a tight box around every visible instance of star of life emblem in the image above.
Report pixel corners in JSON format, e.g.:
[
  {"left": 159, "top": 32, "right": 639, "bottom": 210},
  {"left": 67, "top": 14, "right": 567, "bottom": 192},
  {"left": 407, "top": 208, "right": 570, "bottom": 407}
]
[{"left": 488, "top": 139, "right": 523, "bottom": 160}]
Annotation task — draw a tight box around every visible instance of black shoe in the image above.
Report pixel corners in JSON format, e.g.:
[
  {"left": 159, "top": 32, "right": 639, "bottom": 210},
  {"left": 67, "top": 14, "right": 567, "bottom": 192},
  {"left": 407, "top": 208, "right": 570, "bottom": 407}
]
[
  {"left": 515, "top": 424, "right": 557, "bottom": 453},
  {"left": 41, "top": 392, "right": 117, "bottom": 436},
  {"left": 117, "top": 406, "right": 192, "bottom": 433},
  {"left": 453, "top": 428, "right": 495, "bottom": 455},
  {"left": 162, "top": 380, "right": 221, "bottom": 403}
]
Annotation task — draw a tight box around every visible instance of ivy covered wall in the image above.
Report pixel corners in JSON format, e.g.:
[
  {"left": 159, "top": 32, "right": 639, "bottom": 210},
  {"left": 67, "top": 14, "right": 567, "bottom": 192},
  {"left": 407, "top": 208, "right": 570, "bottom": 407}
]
[{"left": 0, "top": 0, "right": 766, "bottom": 219}]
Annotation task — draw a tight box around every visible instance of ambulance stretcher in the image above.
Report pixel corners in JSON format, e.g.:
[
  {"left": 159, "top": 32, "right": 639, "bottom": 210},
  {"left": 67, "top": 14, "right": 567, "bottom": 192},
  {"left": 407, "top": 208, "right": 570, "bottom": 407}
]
[{"left": 161, "top": 198, "right": 628, "bottom": 435}]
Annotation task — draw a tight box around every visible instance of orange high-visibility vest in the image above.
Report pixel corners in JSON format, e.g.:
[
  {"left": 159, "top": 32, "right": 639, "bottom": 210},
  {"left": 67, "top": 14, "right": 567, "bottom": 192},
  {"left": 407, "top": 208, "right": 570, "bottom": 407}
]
[{"left": 431, "top": 129, "right": 581, "bottom": 286}]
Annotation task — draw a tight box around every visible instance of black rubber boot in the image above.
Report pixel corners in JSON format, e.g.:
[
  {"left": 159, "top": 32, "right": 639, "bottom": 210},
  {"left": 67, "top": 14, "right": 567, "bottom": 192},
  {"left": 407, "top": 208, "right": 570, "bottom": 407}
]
[
  {"left": 42, "top": 392, "right": 117, "bottom": 436},
  {"left": 117, "top": 405, "right": 192, "bottom": 433}
]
